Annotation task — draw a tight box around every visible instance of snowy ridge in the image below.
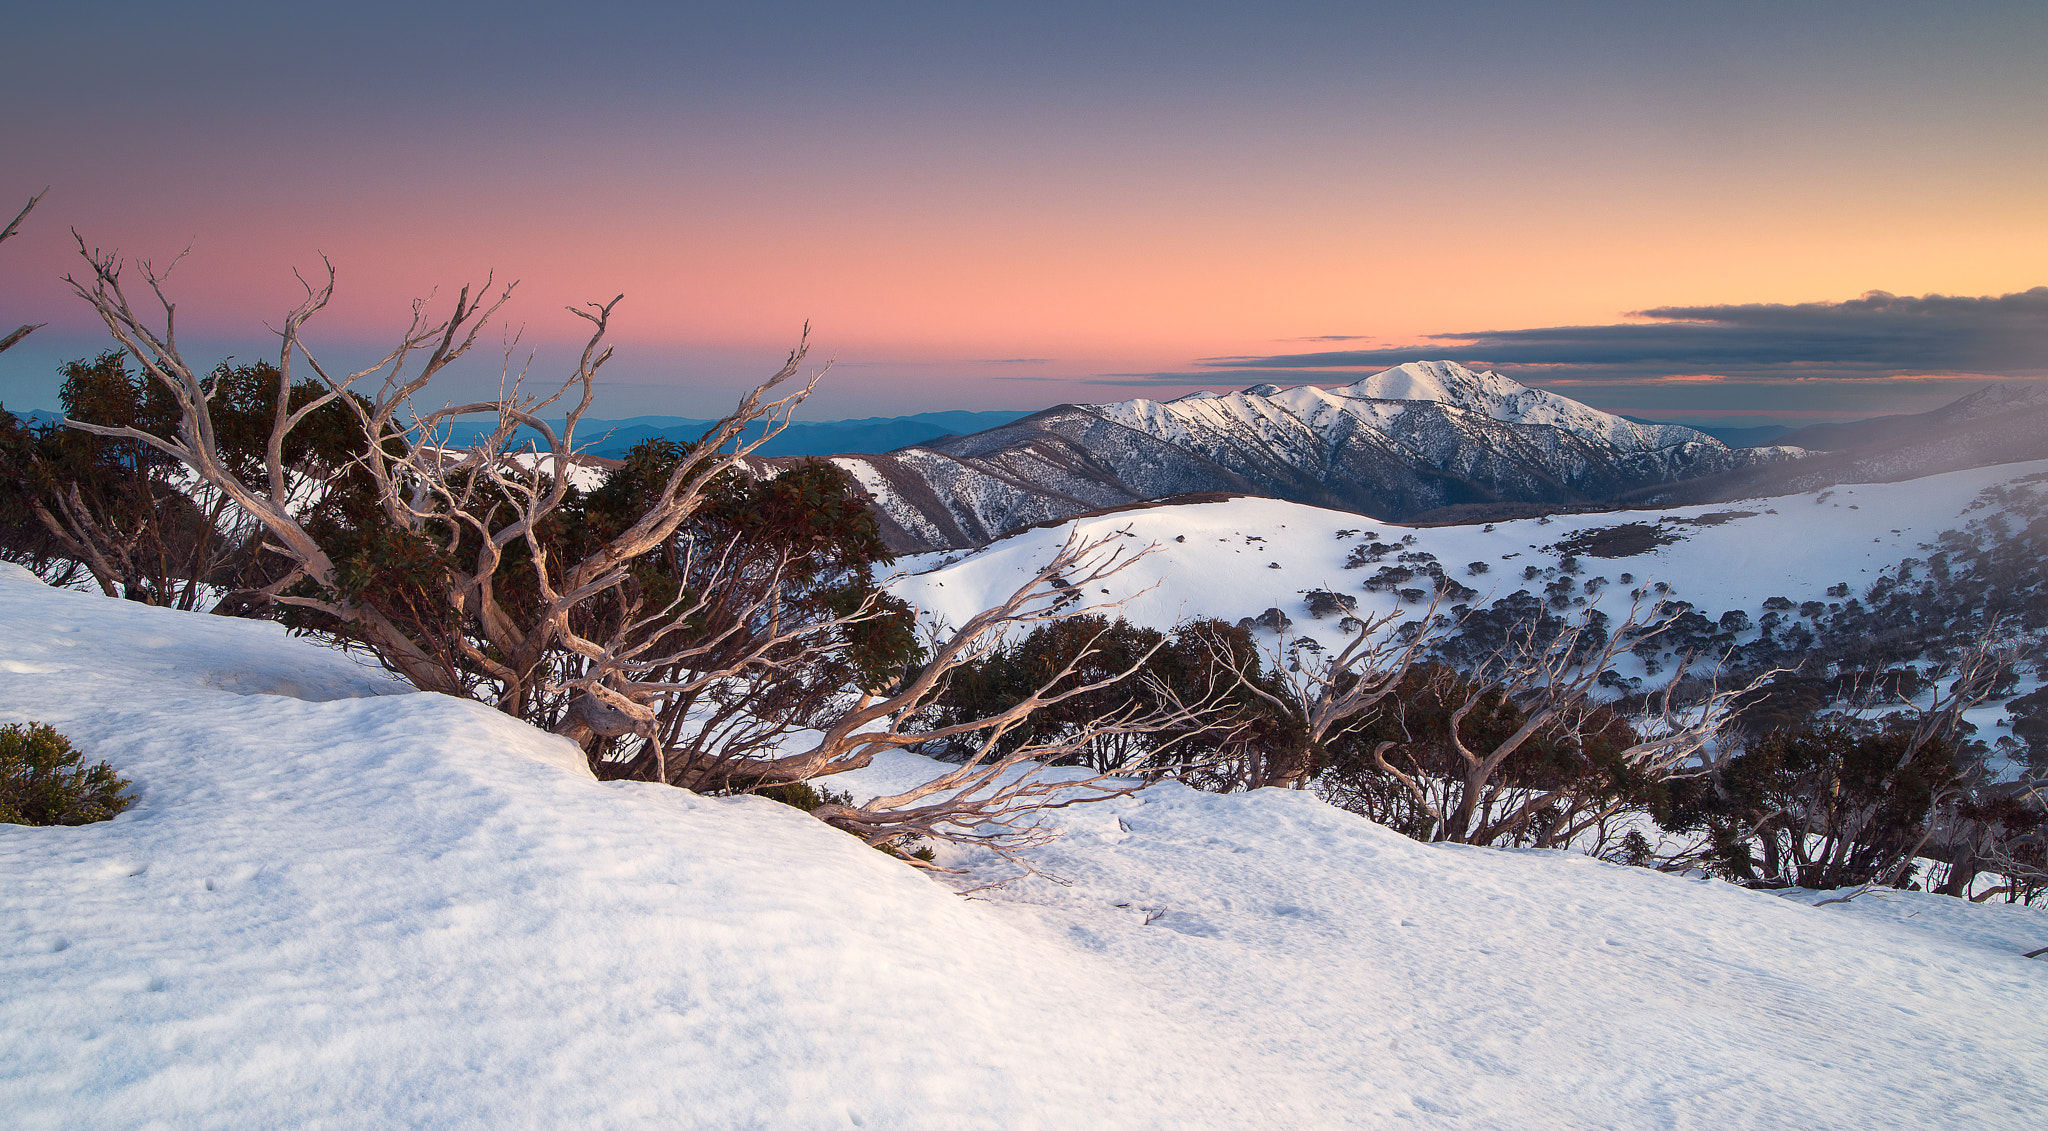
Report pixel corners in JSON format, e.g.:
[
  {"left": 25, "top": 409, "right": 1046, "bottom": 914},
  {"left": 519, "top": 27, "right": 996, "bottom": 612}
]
[
  {"left": 830, "top": 361, "right": 1804, "bottom": 553},
  {"left": 1093, "top": 360, "right": 1730, "bottom": 456}
]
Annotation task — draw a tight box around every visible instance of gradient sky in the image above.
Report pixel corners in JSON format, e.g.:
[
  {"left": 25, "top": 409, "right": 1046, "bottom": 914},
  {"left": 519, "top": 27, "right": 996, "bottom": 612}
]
[{"left": 4, "top": 1, "right": 2045, "bottom": 426}]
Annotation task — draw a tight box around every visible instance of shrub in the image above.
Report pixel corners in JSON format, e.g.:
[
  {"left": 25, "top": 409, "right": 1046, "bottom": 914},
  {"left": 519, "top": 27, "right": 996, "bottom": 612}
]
[
  {"left": 753, "top": 779, "right": 935, "bottom": 862},
  {"left": 755, "top": 779, "right": 854, "bottom": 812},
  {"left": 1303, "top": 589, "right": 1358, "bottom": 619},
  {"left": 0, "top": 722, "right": 134, "bottom": 826}
]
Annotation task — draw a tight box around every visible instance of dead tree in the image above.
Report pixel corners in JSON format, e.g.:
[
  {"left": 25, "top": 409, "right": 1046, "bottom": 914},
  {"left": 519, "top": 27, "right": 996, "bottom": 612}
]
[
  {"left": 796, "top": 532, "right": 1231, "bottom": 869},
  {"left": 1211, "top": 600, "right": 1444, "bottom": 790},
  {"left": 547, "top": 523, "right": 1234, "bottom": 868},
  {"left": 550, "top": 524, "right": 1234, "bottom": 864},
  {"left": 1882, "top": 622, "right": 2025, "bottom": 891},
  {"left": 1361, "top": 601, "right": 1770, "bottom": 848},
  {"left": 63, "top": 237, "right": 817, "bottom": 724},
  {"left": 61, "top": 241, "right": 1233, "bottom": 870}
]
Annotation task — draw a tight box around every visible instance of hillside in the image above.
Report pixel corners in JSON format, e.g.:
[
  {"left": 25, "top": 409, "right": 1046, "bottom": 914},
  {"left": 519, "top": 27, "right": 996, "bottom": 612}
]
[
  {"left": 896, "top": 458, "right": 2048, "bottom": 743},
  {"left": 4, "top": 519, "right": 2047, "bottom": 1126},
  {"left": 1618, "top": 384, "right": 2048, "bottom": 509}
]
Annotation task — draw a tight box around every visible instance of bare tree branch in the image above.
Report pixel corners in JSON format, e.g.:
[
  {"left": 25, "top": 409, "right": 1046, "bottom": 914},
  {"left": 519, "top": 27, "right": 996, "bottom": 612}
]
[{"left": 1, "top": 189, "right": 48, "bottom": 354}]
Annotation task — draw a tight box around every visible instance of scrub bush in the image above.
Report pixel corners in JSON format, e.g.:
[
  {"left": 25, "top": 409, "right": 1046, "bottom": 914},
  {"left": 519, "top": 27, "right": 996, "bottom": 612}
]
[{"left": 0, "top": 722, "right": 133, "bottom": 826}]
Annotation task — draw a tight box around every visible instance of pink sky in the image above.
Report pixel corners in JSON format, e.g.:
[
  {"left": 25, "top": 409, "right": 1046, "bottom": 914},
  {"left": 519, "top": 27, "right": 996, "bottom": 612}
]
[{"left": 5, "top": 4, "right": 2045, "bottom": 423}]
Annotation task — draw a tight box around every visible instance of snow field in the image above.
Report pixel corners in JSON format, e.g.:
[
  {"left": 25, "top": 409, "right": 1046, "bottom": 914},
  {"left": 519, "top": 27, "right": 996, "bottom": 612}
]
[
  {"left": 842, "top": 750, "right": 2048, "bottom": 1130},
  {"left": 894, "top": 458, "right": 2048, "bottom": 662},
  {"left": 0, "top": 567, "right": 1265, "bottom": 1128},
  {"left": 4, "top": 512, "right": 2048, "bottom": 1128}
]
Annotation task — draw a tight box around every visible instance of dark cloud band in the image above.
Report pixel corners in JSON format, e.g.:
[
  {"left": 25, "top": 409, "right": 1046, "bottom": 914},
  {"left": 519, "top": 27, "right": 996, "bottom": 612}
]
[{"left": 1202, "top": 287, "right": 2048, "bottom": 381}]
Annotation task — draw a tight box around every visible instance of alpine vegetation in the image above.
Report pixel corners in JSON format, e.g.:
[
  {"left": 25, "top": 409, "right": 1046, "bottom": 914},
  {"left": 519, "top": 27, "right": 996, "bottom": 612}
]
[{"left": 18, "top": 241, "right": 1229, "bottom": 866}]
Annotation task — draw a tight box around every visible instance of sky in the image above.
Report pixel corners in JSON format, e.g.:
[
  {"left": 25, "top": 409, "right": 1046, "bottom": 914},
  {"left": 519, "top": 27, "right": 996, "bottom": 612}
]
[{"left": 3, "top": 1, "right": 2046, "bottom": 427}]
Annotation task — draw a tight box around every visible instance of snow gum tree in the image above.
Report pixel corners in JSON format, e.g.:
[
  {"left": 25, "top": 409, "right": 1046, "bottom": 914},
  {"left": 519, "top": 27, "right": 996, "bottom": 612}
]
[
  {"left": 2, "top": 353, "right": 361, "bottom": 608},
  {"left": 1298, "top": 601, "right": 1765, "bottom": 848},
  {"left": 56, "top": 239, "right": 1221, "bottom": 865}
]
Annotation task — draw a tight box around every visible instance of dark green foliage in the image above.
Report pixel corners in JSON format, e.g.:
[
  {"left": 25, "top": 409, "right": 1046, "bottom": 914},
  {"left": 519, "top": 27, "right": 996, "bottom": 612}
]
[
  {"left": 926, "top": 614, "right": 1167, "bottom": 769},
  {"left": 1432, "top": 590, "right": 1593, "bottom": 671},
  {"left": 0, "top": 404, "right": 90, "bottom": 586},
  {"left": 1342, "top": 541, "right": 1396, "bottom": 569},
  {"left": 1598, "top": 475, "right": 2048, "bottom": 707},
  {"left": 926, "top": 615, "right": 1278, "bottom": 780},
  {"left": 1661, "top": 720, "right": 1966, "bottom": 889},
  {"left": 2008, "top": 685, "right": 2048, "bottom": 770},
  {"left": 755, "top": 779, "right": 854, "bottom": 812},
  {"left": 1604, "top": 828, "right": 1656, "bottom": 868},
  {"left": 274, "top": 433, "right": 922, "bottom": 750},
  {"left": 1, "top": 354, "right": 364, "bottom": 609},
  {"left": 1303, "top": 589, "right": 1357, "bottom": 619},
  {"left": 572, "top": 448, "right": 922, "bottom": 783},
  {"left": 1548, "top": 523, "right": 1680, "bottom": 559},
  {"left": 0, "top": 722, "right": 134, "bottom": 826}
]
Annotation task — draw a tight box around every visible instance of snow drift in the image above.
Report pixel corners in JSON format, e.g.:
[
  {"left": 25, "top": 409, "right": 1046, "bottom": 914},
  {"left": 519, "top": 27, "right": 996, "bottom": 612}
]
[{"left": 2, "top": 560, "right": 2045, "bottom": 1128}]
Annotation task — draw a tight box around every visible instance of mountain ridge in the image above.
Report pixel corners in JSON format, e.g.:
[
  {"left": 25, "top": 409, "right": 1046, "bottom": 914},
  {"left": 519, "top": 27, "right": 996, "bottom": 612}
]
[{"left": 809, "top": 361, "right": 1803, "bottom": 552}]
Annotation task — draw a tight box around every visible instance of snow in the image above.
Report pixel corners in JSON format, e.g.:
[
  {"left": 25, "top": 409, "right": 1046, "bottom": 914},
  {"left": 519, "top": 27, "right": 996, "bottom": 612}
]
[
  {"left": 851, "top": 749, "right": 2048, "bottom": 1129},
  {"left": 1089, "top": 360, "right": 1737, "bottom": 457},
  {"left": 895, "top": 457, "right": 2048, "bottom": 657},
  {"left": 5, "top": 552, "right": 2048, "bottom": 1126}
]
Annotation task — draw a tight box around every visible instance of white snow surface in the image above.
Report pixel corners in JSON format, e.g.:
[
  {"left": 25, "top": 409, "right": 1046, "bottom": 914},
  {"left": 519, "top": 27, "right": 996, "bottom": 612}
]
[
  {"left": 5, "top": 553, "right": 2048, "bottom": 1127},
  {"left": 895, "top": 457, "right": 2048, "bottom": 657}
]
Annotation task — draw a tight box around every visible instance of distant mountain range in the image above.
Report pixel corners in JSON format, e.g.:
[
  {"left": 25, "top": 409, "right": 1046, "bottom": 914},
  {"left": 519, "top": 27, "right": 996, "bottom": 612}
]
[
  {"left": 1618, "top": 382, "right": 2048, "bottom": 509},
  {"left": 18, "top": 366, "right": 2043, "bottom": 557},
  {"left": 790, "top": 362, "right": 1810, "bottom": 552},
  {"left": 437, "top": 409, "right": 1033, "bottom": 459},
  {"left": 1632, "top": 420, "right": 1793, "bottom": 448}
]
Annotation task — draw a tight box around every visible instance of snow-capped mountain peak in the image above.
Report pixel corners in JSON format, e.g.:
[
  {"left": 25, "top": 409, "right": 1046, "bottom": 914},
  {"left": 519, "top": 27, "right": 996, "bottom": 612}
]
[
  {"left": 1091, "top": 360, "right": 1714, "bottom": 454},
  {"left": 1341, "top": 361, "right": 1716, "bottom": 450}
]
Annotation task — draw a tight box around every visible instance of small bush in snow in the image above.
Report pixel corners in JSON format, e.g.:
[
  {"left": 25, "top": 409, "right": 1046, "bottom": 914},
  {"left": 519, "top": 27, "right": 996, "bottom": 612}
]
[
  {"left": 1303, "top": 590, "right": 1357, "bottom": 619},
  {"left": 756, "top": 779, "right": 855, "bottom": 812},
  {"left": 0, "top": 722, "right": 133, "bottom": 827},
  {"left": 754, "top": 781, "right": 936, "bottom": 862}
]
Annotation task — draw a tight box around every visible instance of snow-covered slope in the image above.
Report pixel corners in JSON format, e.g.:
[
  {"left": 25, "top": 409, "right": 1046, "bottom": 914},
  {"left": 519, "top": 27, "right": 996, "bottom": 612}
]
[
  {"left": 897, "top": 459, "right": 2048, "bottom": 649},
  {"left": 4, "top": 564, "right": 2046, "bottom": 1128},
  {"left": 0, "top": 568, "right": 1256, "bottom": 1127},
  {"left": 896, "top": 457, "right": 2048, "bottom": 751}
]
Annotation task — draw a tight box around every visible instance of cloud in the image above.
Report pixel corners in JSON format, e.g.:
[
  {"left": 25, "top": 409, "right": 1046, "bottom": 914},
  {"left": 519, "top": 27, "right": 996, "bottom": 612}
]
[
  {"left": 1086, "top": 369, "right": 1347, "bottom": 387},
  {"left": 977, "top": 357, "right": 1054, "bottom": 364},
  {"left": 1204, "top": 287, "right": 2048, "bottom": 381},
  {"left": 1285, "top": 334, "right": 1370, "bottom": 342}
]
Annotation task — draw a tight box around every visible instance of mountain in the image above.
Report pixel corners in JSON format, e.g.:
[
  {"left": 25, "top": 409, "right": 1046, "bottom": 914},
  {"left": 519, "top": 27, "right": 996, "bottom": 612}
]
[
  {"left": 1616, "top": 383, "right": 2048, "bottom": 509},
  {"left": 1772, "top": 383, "right": 2048, "bottom": 451},
  {"left": 1629, "top": 419, "right": 1795, "bottom": 448},
  {"left": 814, "top": 362, "right": 1803, "bottom": 553},
  {"left": 437, "top": 409, "right": 1034, "bottom": 459}
]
